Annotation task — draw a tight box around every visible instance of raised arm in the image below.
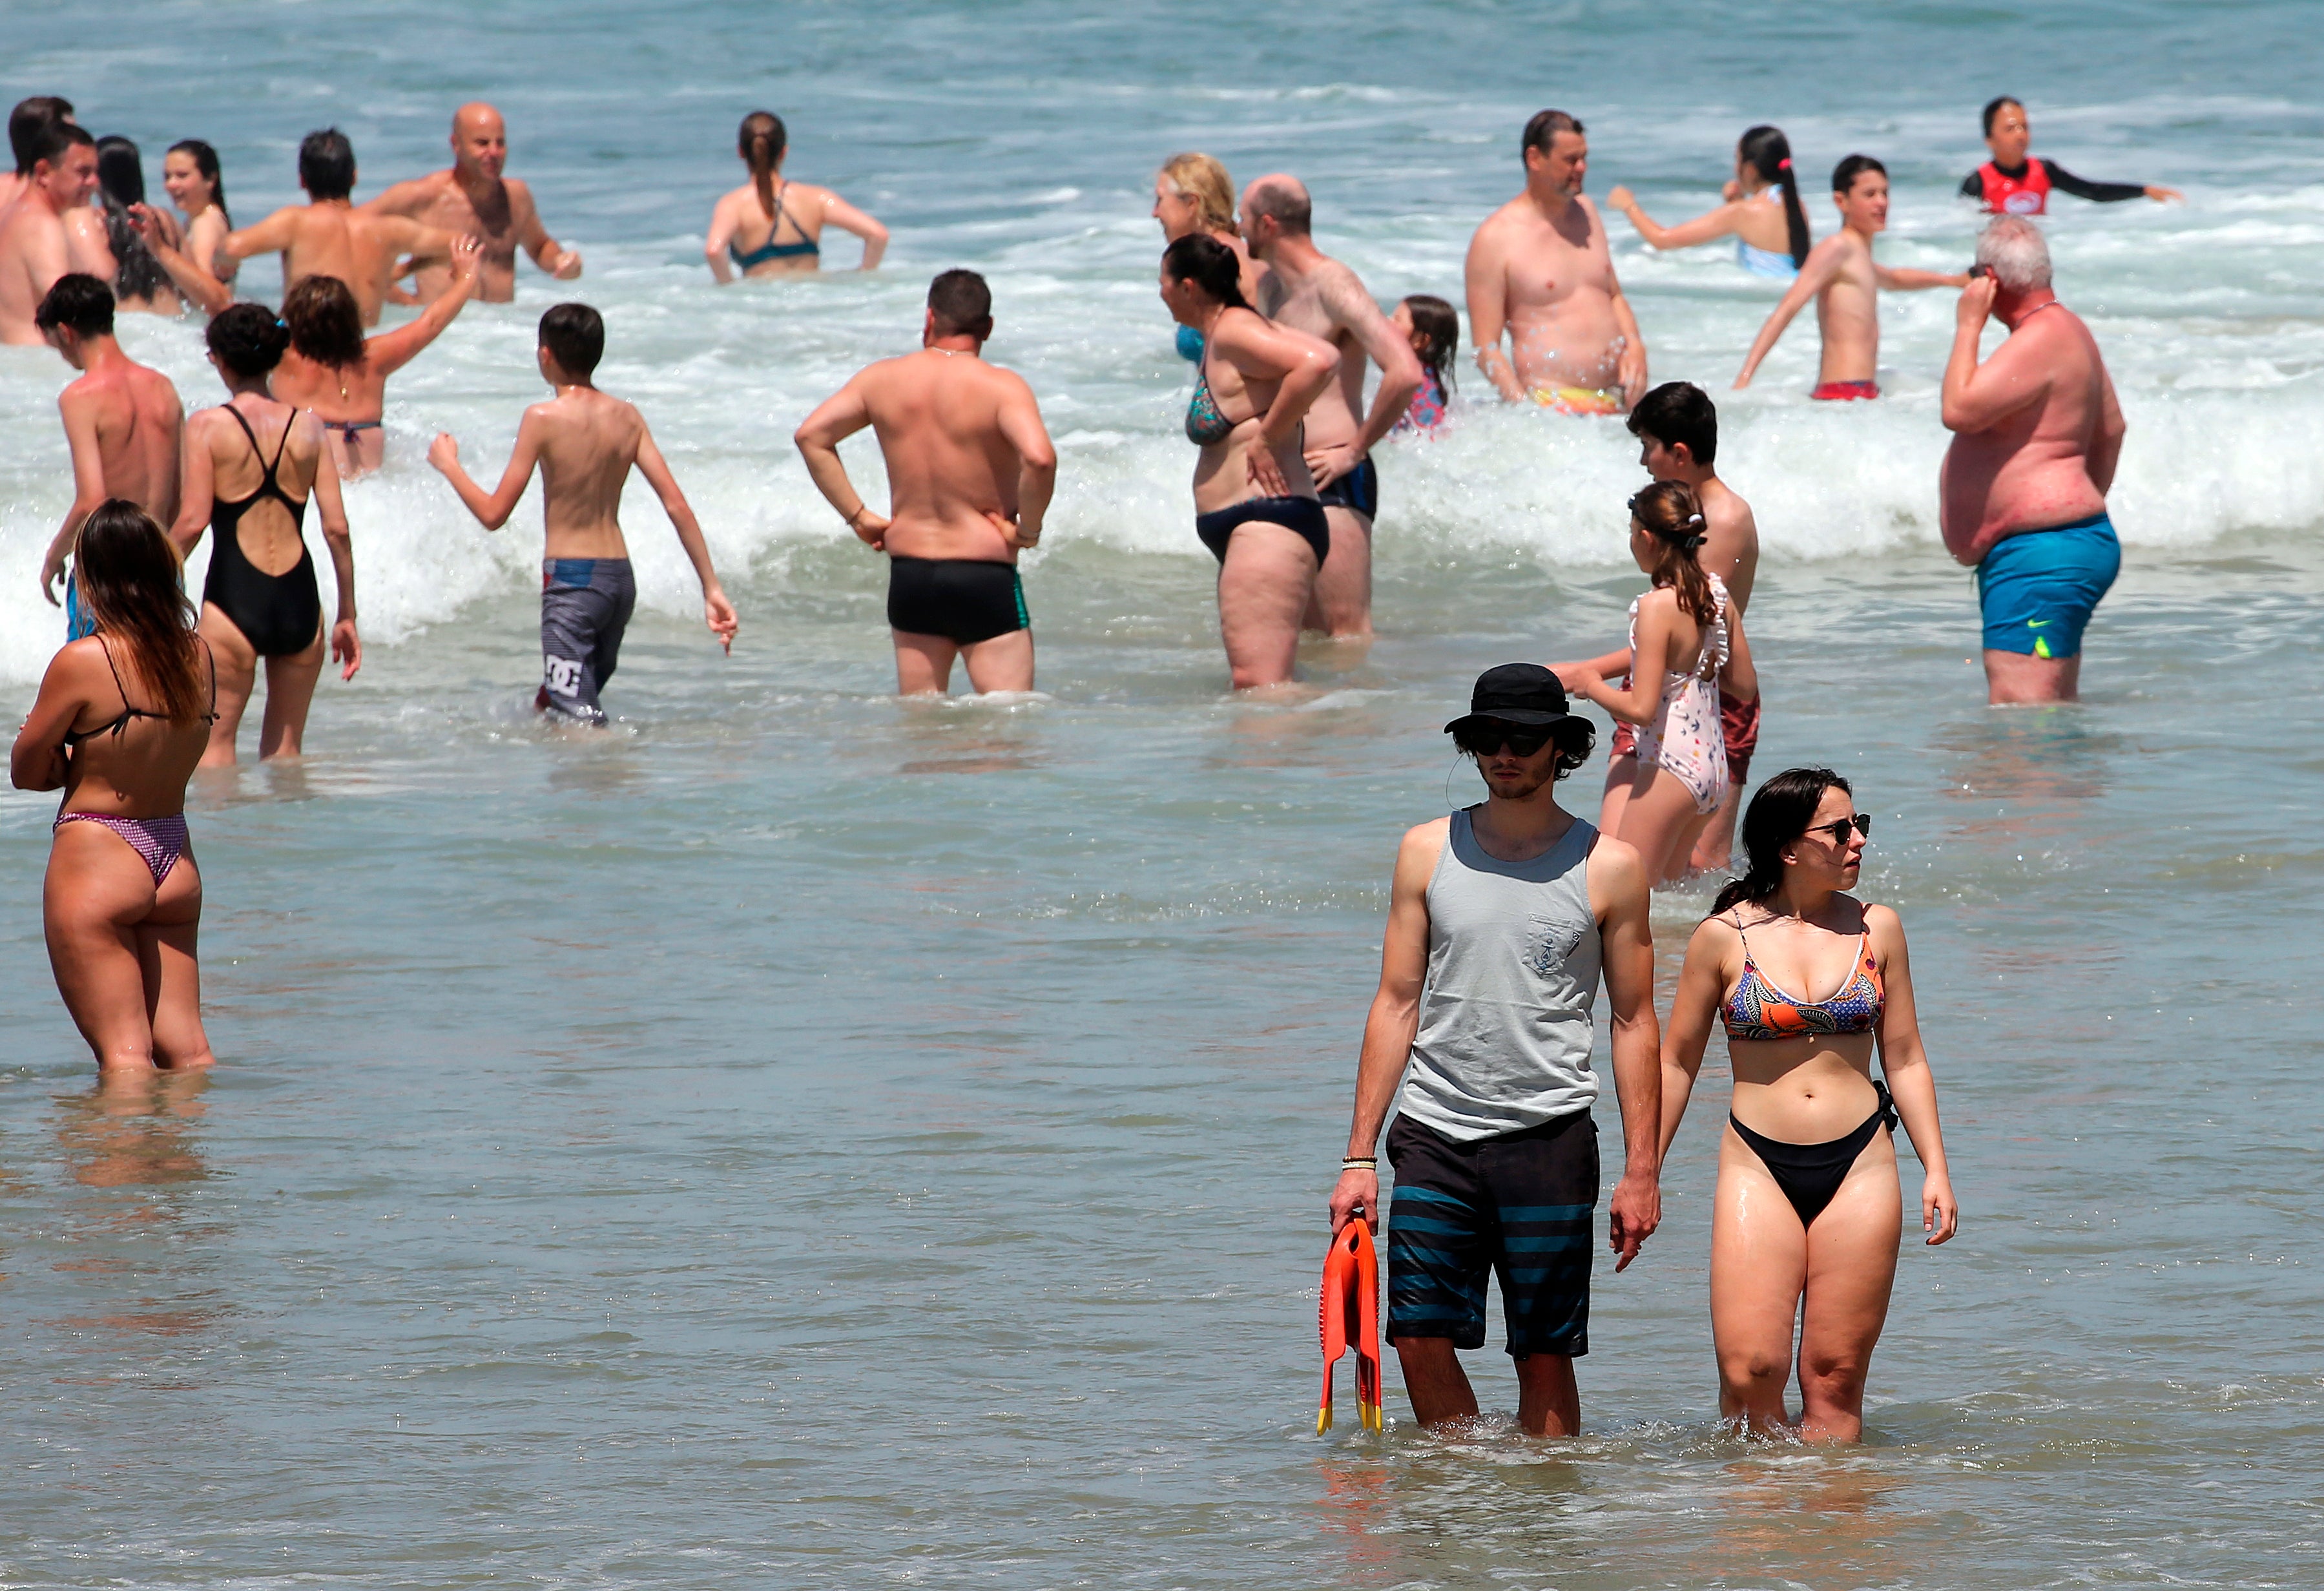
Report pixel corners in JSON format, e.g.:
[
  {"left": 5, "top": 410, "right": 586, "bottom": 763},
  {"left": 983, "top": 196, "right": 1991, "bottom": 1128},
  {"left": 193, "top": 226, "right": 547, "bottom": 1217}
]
[
  {"left": 1657, "top": 917, "right": 1737, "bottom": 1160},
  {"left": 793, "top": 375, "right": 884, "bottom": 546},
  {"left": 365, "top": 236, "right": 481, "bottom": 377},
  {"left": 306, "top": 419, "right": 362, "bottom": 681},
  {"left": 1327, "top": 820, "right": 1442, "bottom": 1234},
  {"left": 509, "top": 180, "right": 581, "bottom": 280},
  {"left": 819, "top": 191, "right": 887, "bottom": 271},
  {"left": 1592, "top": 835, "right": 1662, "bottom": 1270},
  {"left": 632, "top": 419, "right": 739, "bottom": 649},
  {"left": 1605, "top": 186, "right": 1747, "bottom": 251},
  {"left": 995, "top": 375, "right": 1057, "bottom": 550},
  {"left": 1874, "top": 260, "right": 1970, "bottom": 292},
  {"left": 40, "top": 390, "right": 110, "bottom": 606},
  {"left": 427, "top": 408, "right": 545, "bottom": 530},
  {"left": 1867, "top": 905, "right": 1956, "bottom": 1244},
  {"left": 1940, "top": 276, "right": 2049, "bottom": 433},
  {"left": 1734, "top": 241, "right": 1837, "bottom": 388},
  {"left": 1464, "top": 222, "right": 1524, "bottom": 402}
]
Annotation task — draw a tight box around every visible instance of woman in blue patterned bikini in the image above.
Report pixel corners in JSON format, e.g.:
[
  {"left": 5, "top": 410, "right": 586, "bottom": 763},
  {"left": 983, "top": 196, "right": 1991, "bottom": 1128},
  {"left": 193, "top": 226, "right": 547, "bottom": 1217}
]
[{"left": 1657, "top": 767, "right": 1958, "bottom": 1442}]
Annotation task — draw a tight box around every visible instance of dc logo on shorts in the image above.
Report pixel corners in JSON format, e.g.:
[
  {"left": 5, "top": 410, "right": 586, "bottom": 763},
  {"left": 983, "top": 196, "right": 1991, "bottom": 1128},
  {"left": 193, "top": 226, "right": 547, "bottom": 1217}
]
[{"left": 543, "top": 656, "right": 583, "bottom": 696}]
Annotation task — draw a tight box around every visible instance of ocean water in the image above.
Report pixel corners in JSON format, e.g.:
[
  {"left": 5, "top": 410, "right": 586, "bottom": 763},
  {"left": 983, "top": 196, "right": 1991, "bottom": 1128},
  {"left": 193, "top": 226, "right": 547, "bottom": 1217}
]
[{"left": 4, "top": 3, "right": 2321, "bottom": 1586}]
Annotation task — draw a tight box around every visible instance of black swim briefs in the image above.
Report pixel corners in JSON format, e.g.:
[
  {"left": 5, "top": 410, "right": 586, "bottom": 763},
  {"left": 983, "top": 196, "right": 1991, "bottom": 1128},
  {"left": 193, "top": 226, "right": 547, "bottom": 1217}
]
[
  {"left": 1314, "top": 455, "right": 1379, "bottom": 521},
  {"left": 886, "top": 556, "right": 1029, "bottom": 646},
  {"left": 1384, "top": 1109, "right": 1599, "bottom": 1358},
  {"left": 1193, "top": 495, "right": 1329, "bottom": 565}
]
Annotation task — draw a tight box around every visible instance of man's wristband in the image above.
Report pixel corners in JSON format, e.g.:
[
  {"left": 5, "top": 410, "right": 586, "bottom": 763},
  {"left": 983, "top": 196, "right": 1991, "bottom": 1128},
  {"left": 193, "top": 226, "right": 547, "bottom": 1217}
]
[{"left": 1341, "top": 1156, "right": 1377, "bottom": 1170}]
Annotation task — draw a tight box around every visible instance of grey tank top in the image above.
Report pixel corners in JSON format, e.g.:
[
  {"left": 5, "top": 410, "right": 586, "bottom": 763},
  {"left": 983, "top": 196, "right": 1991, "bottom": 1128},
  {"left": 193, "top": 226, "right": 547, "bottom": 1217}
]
[{"left": 1394, "top": 809, "right": 1603, "bottom": 1141}]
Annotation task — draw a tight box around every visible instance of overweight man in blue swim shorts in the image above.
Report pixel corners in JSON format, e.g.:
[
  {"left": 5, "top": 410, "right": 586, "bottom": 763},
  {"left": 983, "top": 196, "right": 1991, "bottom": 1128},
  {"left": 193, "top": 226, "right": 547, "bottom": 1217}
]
[{"left": 1939, "top": 214, "right": 2126, "bottom": 704}]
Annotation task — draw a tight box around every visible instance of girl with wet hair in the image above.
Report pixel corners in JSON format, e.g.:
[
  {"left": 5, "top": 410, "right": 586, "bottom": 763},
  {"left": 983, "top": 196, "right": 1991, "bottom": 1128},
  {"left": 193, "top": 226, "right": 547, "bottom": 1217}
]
[
  {"left": 1391, "top": 293, "right": 1460, "bottom": 433},
  {"left": 161, "top": 138, "right": 237, "bottom": 291},
  {"left": 1658, "top": 767, "right": 1958, "bottom": 1442},
  {"left": 1605, "top": 124, "right": 1812, "bottom": 278},
  {"left": 274, "top": 236, "right": 481, "bottom": 477},
  {"left": 94, "top": 136, "right": 181, "bottom": 314},
  {"left": 705, "top": 110, "right": 888, "bottom": 281},
  {"left": 10, "top": 499, "right": 219, "bottom": 1074},
  {"left": 1548, "top": 480, "right": 1757, "bottom": 884}
]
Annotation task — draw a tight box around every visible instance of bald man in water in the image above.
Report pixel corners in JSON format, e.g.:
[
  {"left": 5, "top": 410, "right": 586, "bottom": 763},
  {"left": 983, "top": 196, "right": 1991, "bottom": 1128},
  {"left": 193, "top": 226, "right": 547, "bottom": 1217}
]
[{"left": 366, "top": 103, "right": 581, "bottom": 305}]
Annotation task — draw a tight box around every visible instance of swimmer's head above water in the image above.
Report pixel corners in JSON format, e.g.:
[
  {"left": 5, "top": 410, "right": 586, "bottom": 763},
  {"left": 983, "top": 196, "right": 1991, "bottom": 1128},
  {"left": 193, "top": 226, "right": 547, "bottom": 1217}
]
[
  {"left": 1831, "top": 154, "right": 1889, "bottom": 233},
  {"left": 1628, "top": 381, "right": 1717, "bottom": 473},
  {"left": 1982, "top": 96, "right": 2031, "bottom": 169},
  {"left": 1626, "top": 479, "right": 1721, "bottom": 627},
  {"left": 1738, "top": 125, "right": 1810, "bottom": 270},
  {"left": 1159, "top": 233, "right": 1249, "bottom": 324}
]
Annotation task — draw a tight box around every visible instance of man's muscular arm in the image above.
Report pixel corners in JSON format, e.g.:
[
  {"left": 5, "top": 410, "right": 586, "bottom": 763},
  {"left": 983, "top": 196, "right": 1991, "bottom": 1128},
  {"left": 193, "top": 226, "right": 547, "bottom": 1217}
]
[
  {"left": 1464, "top": 220, "right": 1525, "bottom": 402},
  {"left": 510, "top": 181, "right": 581, "bottom": 279},
  {"left": 1309, "top": 267, "right": 1423, "bottom": 482},
  {"left": 1592, "top": 837, "right": 1662, "bottom": 1270},
  {"left": 793, "top": 374, "right": 887, "bottom": 546},
  {"left": 995, "top": 375, "right": 1057, "bottom": 550},
  {"left": 1328, "top": 821, "right": 1441, "bottom": 1233}
]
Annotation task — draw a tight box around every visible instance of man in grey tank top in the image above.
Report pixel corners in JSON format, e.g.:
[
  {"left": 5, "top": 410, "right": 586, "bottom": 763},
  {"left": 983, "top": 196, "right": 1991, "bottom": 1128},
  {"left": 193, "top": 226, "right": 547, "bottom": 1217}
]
[{"left": 1328, "top": 665, "right": 1663, "bottom": 1437}]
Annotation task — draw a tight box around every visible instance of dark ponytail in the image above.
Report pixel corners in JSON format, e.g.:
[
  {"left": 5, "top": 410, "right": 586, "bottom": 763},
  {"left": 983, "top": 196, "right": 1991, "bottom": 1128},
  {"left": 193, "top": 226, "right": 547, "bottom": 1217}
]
[
  {"left": 1710, "top": 767, "right": 1852, "bottom": 916},
  {"left": 1628, "top": 479, "right": 1717, "bottom": 627},
  {"left": 738, "top": 110, "right": 785, "bottom": 222},
  {"left": 1739, "top": 125, "right": 1809, "bottom": 269},
  {"left": 206, "top": 301, "right": 288, "bottom": 376},
  {"left": 1161, "top": 233, "right": 1247, "bottom": 310}
]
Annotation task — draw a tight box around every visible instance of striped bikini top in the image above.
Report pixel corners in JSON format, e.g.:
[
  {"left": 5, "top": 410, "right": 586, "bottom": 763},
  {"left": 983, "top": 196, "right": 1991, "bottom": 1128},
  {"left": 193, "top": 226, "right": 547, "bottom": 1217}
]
[{"left": 1721, "top": 921, "right": 1883, "bottom": 1042}]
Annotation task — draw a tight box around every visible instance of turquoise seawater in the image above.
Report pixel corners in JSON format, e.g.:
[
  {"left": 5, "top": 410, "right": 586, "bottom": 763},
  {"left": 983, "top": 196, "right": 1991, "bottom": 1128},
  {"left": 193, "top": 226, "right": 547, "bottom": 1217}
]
[{"left": 3, "top": 4, "right": 2320, "bottom": 1586}]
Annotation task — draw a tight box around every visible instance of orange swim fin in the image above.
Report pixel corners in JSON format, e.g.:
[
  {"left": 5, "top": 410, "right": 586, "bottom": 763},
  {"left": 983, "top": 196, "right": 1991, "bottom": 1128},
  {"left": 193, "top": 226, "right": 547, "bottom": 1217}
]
[{"left": 1318, "top": 1215, "right": 1383, "bottom": 1433}]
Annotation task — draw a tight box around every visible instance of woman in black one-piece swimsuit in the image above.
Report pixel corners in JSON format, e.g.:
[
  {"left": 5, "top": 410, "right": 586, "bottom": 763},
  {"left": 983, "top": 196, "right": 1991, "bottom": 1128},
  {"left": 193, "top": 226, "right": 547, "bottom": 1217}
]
[{"left": 168, "top": 304, "right": 362, "bottom": 765}]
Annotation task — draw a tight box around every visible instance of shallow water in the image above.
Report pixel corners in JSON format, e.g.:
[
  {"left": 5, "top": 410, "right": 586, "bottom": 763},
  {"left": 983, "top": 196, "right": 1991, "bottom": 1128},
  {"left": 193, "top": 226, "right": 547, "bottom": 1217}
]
[{"left": 4, "top": 3, "right": 2321, "bottom": 1587}]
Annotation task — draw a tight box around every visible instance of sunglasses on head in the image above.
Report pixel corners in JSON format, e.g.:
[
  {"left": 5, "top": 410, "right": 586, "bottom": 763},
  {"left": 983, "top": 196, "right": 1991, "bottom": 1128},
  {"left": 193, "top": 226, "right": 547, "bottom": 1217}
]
[
  {"left": 1802, "top": 813, "right": 1873, "bottom": 844},
  {"left": 1455, "top": 723, "right": 1555, "bottom": 758}
]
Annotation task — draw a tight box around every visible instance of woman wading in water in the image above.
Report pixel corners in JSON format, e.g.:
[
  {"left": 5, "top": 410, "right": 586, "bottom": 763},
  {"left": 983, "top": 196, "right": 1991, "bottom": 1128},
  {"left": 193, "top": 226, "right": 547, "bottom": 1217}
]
[
  {"left": 1658, "top": 767, "right": 1958, "bottom": 1440},
  {"left": 705, "top": 110, "right": 887, "bottom": 282},
  {"left": 12, "top": 500, "right": 219, "bottom": 1074}
]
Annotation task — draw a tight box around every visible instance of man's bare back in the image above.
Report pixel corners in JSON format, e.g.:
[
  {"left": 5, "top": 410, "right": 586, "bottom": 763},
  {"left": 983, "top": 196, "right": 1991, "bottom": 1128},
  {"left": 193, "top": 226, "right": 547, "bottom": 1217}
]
[
  {"left": 256, "top": 202, "right": 450, "bottom": 326},
  {"left": 40, "top": 326, "right": 183, "bottom": 605},
  {"left": 1940, "top": 290, "right": 2121, "bottom": 565}
]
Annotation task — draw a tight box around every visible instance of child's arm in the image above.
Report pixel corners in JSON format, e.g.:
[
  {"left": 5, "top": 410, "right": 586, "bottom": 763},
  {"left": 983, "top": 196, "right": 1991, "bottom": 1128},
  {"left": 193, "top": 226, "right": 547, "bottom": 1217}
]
[
  {"left": 1548, "top": 644, "right": 1634, "bottom": 689},
  {"left": 428, "top": 412, "right": 545, "bottom": 530},
  {"left": 1876, "top": 262, "right": 1971, "bottom": 291},
  {"left": 632, "top": 421, "right": 739, "bottom": 652},
  {"left": 1572, "top": 594, "right": 1677, "bottom": 725},
  {"left": 1734, "top": 245, "right": 1836, "bottom": 388}
]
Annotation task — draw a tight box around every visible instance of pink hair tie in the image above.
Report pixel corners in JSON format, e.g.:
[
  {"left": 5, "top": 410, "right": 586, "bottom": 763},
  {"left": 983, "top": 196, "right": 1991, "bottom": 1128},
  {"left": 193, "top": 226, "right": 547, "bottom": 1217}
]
[{"left": 1777, "top": 158, "right": 1792, "bottom": 171}]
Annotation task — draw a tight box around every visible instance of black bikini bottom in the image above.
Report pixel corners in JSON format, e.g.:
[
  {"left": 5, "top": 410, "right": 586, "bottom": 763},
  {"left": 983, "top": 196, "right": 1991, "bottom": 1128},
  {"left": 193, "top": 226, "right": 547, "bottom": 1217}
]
[
  {"left": 1730, "top": 1080, "right": 1896, "bottom": 1227},
  {"left": 1194, "top": 495, "right": 1329, "bottom": 566}
]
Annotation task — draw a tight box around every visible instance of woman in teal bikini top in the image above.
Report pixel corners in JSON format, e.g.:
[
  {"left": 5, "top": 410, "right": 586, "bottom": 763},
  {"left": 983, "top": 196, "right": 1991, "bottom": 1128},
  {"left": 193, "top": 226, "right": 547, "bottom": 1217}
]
[{"left": 707, "top": 110, "right": 887, "bottom": 282}]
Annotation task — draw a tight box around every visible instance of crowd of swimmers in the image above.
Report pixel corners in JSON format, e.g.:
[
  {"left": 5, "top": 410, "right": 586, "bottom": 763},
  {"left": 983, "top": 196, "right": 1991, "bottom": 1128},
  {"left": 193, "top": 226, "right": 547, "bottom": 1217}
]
[{"left": 6, "top": 85, "right": 2163, "bottom": 1443}]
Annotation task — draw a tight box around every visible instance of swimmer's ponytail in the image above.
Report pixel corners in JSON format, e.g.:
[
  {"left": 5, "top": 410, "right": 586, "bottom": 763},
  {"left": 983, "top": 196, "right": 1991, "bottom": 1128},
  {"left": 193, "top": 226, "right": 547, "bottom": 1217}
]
[
  {"left": 738, "top": 110, "right": 786, "bottom": 222},
  {"left": 1162, "top": 233, "right": 1247, "bottom": 310},
  {"left": 206, "top": 300, "right": 288, "bottom": 376},
  {"left": 1712, "top": 769, "right": 1854, "bottom": 916},
  {"left": 1741, "top": 125, "right": 1810, "bottom": 270}
]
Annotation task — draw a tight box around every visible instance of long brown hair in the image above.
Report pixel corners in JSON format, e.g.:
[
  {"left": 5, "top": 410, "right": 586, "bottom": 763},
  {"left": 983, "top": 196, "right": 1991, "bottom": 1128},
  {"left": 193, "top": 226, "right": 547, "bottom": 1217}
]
[
  {"left": 282, "top": 274, "right": 367, "bottom": 369},
  {"left": 738, "top": 110, "right": 786, "bottom": 222},
  {"left": 1628, "top": 479, "right": 1719, "bottom": 627},
  {"left": 74, "top": 499, "right": 205, "bottom": 724}
]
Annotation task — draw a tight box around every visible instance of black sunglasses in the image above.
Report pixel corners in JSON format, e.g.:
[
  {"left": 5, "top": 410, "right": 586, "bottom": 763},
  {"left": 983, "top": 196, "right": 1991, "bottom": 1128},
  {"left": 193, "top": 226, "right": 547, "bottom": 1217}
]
[
  {"left": 1455, "top": 723, "right": 1555, "bottom": 758},
  {"left": 1802, "top": 813, "right": 1873, "bottom": 844}
]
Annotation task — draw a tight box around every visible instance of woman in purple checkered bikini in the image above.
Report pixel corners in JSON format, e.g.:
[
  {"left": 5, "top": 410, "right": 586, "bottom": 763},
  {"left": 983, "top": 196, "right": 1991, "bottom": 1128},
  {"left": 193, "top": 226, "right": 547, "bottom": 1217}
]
[{"left": 10, "top": 499, "right": 219, "bottom": 1075}]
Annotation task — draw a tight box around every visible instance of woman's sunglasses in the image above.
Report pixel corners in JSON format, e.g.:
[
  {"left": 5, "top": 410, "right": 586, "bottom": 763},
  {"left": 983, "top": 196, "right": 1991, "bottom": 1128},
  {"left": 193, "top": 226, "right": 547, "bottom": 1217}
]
[
  {"left": 1803, "top": 814, "right": 1873, "bottom": 844},
  {"left": 1454, "top": 724, "right": 1554, "bottom": 758}
]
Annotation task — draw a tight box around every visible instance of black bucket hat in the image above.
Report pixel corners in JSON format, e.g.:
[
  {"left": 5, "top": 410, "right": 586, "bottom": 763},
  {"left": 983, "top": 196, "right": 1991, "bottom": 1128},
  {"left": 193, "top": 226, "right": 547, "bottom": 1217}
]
[{"left": 1443, "top": 663, "right": 1586, "bottom": 736}]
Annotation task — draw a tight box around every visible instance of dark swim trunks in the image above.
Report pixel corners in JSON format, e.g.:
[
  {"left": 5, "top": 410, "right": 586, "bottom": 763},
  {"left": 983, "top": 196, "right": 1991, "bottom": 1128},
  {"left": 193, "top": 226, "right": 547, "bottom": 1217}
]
[
  {"left": 1194, "top": 495, "right": 1329, "bottom": 565},
  {"left": 1315, "top": 455, "right": 1379, "bottom": 521},
  {"left": 886, "top": 556, "right": 1029, "bottom": 646},
  {"left": 1384, "top": 1110, "right": 1599, "bottom": 1358},
  {"left": 538, "top": 557, "right": 636, "bottom": 725}
]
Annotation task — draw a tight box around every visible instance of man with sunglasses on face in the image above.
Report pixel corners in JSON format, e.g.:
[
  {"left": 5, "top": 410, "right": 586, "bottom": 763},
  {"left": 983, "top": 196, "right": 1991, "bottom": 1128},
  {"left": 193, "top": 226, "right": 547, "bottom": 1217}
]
[{"left": 1327, "top": 665, "right": 1663, "bottom": 1437}]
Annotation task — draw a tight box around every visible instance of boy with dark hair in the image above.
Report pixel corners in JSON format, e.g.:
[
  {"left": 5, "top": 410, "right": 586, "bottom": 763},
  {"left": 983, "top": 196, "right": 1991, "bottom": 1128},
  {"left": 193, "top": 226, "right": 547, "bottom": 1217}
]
[
  {"left": 1734, "top": 155, "right": 1966, "bottom": 399},
  {"left": 35, "top": 273, "right": 185, "bottom": 637},
  {"left": 428, "top": 303, "right": 738, "bottom": 724},
  {"left": 1621, "top": 382, "right": 1760, "bottom": 870},
  {"left": 138, "top": 125, "right": 458, "bottom": 326}
]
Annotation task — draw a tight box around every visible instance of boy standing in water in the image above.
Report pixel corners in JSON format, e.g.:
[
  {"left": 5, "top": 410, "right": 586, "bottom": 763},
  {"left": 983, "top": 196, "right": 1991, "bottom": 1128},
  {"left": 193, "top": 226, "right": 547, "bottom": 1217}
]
[
  {"left": 429, "top": 304, "right": 739, "bottom": 723},
  {"left": 1734, "top": 156, "right": 1966, "bottom": 399}
]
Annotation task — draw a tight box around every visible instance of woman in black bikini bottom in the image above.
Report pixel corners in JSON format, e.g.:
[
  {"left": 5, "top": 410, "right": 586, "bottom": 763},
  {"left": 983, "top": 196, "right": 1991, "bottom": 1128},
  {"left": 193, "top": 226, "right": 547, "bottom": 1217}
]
[
  {"left": 1657, "top": 767, "right": 1958, "bottom": 1442},
  {"left": 169, "top": 304, "right": 362, "bottom": 765}
]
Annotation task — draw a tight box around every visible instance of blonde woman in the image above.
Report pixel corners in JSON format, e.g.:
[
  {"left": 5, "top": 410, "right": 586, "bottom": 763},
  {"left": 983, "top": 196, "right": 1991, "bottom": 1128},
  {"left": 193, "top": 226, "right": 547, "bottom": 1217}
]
[
  {"left": 1153, "top": 151, "right": 1263, "bottom": 354},
  {"left": 706, "top": 110, "right": 886, "bottom": 282}
]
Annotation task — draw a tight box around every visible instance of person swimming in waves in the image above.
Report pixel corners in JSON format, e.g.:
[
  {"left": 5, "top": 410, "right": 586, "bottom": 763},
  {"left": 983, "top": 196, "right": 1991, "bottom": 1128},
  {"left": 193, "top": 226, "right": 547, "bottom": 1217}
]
[
  {"left": 138, "top": 128, "right": 462, "bottom": 326},
  {"left": 1327, "top": 663, "right": 1663, "bottom": 1437},
  {"left": 1940, "top": 216, "right": 2125, "bottom": 706},
  {"left": 169, "top": 304, "right": 362, "bottom": 765},
  {"left": 1159, "top": 233, "right": 1338, "bottom": 692},
  {"left": 794, "top": 269, "right": 1058, "bottom": 698},
  {"left": 35, "top": 275, "right": 185, "bottom": 640},
  {"left": 363, "top": 102, "right": 582, "bottom": 305},
  {"left": 1657, "top": 767, "right": 1958, "bottom": 1442},
  {"left": 430, "top": 304, "right": 739, "bottom": 725},
  {"left": 1565, "top": 385, "right": 1763, "bottom": 875},
  {"left": 705, "top": 111, "right": 886, "bottom": 282},
  {"left": 1962, "top": 97, "right": 2181, "bottom": 215},
  {"left": 12, "top": 500, "right": 221, "bottom": 1076},
  {"left": 1606, "top": 125, "right": 1811, "bottom": 280},
  {"left": 1243, "top": 173, "right": 1422, "bottom": 643},
  {"left": 1153, "top": 152, "right": 1263, "bottom": 359},
  {"left": 160, "top": 139, "right": 236, "bottom": 294},
  {"left": 1466, "top": 109, "right": 1646, "bottom": 414},
  {"left": 1390, "top": 295, "right": 1458, "bottom": 435},
  {"left": 1549, "top": 481, "right": 1757, "bottom": 888},
  {"left": 274, "top": 238, "right": 482, "bottom": 479},
  {"left": 1735, "top": 155, "right": 1967, "bottom": 400}
]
